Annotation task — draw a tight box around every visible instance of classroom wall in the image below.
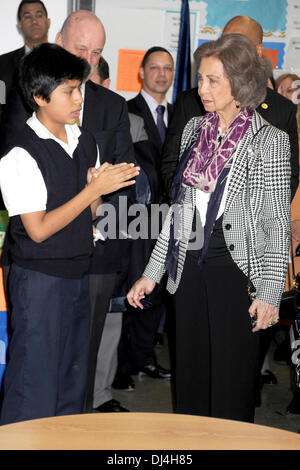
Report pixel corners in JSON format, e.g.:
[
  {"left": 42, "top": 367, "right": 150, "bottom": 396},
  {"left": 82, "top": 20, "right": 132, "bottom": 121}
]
[
  {"left": 0, "top": 0, "right": 299, "bottom": 103},
  {"left": 93, "top": 0, "right": 300, "bottom": 100}
]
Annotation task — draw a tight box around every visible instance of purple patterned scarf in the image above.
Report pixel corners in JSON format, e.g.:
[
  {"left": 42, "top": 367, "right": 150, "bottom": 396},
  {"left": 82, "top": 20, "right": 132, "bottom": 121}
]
[
  {"left": 165, "top": 108, "right": 254, "bottom": 282},
  {"left": 183, "top": 109, "right": 254, "bottom": 192}
]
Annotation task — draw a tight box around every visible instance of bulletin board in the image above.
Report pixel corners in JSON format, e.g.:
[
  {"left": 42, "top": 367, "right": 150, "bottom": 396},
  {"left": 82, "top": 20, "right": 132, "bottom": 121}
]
[
  {"left": 196, "top": 0, "right": 300, "bottom": 75},
  {"left": 94, "top": 0, "right": 300, "bottom": 101}
]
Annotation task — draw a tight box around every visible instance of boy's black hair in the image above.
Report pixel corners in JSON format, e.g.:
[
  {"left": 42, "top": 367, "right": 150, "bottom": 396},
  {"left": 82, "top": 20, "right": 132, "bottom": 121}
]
[
  {"left": 17, "top": 0, "right": 48, "bottom": 20},
  {"left": 141, "top": 46, "right": 173, "bottom": 68},
  {"left": 97, "top": 56, "right": 110, "bottom": 82},
  {"left": 20, "top": 43, "right": 91, "bottom": 111}
]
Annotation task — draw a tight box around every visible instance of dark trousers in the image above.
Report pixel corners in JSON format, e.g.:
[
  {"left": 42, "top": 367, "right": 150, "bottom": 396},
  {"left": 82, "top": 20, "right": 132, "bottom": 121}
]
[
  {"left": 84, "top": 273, "right": 117, "bottom": 411},
  {"left": 0, "top": 264, "right": 90, "bottom": 425},
  {"left": 117, "top": 303, "right": 164, "bottom": 375},
  {"left": 174, "top": 255, "right": 260, "bottom": 423},
  {"left": 117, "top": 236, "right": 165, "bottom": 374}
]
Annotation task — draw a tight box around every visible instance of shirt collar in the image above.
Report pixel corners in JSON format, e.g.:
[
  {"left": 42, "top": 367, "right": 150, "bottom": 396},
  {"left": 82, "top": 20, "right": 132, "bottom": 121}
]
[
  {"left": 26, "top": 112, "right": 81, "bottom": 157},
  {"left": 24, "top": 45, "right": 32, "bottom": 55},
  {"left": 141, "top": 89, "right": 168, "bottom": 113}
]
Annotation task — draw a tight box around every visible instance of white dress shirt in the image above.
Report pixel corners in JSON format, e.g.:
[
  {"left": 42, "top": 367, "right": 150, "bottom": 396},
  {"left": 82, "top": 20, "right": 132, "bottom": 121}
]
[
  {"left": 141, "top": 89, "right": 169, "bottom": 127},
  {"left": 0, "top": 112, "right": 99, "bottom": 217}
]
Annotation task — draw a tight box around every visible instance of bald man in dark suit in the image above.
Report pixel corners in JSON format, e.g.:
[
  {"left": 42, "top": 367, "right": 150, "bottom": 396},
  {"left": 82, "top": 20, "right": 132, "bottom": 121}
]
[{"left": 114, "top": 47, "right": 175, "bottom": 386}]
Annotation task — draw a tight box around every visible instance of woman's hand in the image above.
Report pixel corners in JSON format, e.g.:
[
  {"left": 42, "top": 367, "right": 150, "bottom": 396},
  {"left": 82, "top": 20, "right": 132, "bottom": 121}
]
[
  {"left": 127, "top": 276, "right": 156, "bottom": 309},
  {"left": 291, "top": 219, "right": 300, "bottom": 243},
  {"left": 291, "top": 220, "right": 300, "bottom": 255},
  {"left": 248, "top": 298, "right": 279, "bottom": 332}
]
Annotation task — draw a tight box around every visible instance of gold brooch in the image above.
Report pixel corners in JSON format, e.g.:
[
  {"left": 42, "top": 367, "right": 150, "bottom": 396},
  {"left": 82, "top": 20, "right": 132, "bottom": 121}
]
[{"left": 261, "top": 103, "right": 268, "bottom": 109}]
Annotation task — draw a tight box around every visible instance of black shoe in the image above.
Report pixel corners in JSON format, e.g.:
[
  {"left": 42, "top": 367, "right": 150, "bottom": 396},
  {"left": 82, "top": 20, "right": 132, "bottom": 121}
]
[
  {"left": 261, "top": 369, "right": 278, "bottom": 384},
  {"left": 112, "top": 373, "right": 135, "bottom": 391},
  {"left": 139, "top": 364, "right": 171, "bottom": 379},
  {"left": 93, "top": 399, "right": 129, "bottom": 412}
]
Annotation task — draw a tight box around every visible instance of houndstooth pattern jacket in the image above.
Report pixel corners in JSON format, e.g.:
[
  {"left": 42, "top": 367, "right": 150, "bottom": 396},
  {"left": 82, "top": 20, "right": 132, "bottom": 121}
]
[{"left": 143, "top": 111, "right": 291, "bottom": 307}]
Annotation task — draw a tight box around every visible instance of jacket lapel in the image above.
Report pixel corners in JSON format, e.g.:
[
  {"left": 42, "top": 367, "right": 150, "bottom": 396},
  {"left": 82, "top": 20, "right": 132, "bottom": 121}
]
[
  {"left": 82, "top": 81, "right": 106, "bottom": 132},
  {"left": 135, "top": 95, "right": 174, "bottom": 152},
  {"left": 136, "top": 94, "right": 163, "bottom": 148},
  {"left": 82, "top": 81, "right": 95, "bottom": 129},
  {"left": 167, "top": 103, "right": 174, "bottom": 123},
  {"left": 13, "top": 46, "right": 25, "bottom": 67},
  {"left": 224, "top": 111, "right": 266, "bottom": 212}
]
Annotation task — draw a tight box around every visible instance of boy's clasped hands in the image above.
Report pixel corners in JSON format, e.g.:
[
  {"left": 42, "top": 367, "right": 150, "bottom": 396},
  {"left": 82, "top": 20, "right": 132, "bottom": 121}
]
[{"left": 87, "top": 162, "right": 140, "bottom": 196}]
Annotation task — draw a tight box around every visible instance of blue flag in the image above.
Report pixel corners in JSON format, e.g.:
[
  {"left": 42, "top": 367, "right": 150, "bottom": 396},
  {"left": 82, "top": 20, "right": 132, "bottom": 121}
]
[{"left": 172, "top": 0, "right": 191, "bottom": 103}]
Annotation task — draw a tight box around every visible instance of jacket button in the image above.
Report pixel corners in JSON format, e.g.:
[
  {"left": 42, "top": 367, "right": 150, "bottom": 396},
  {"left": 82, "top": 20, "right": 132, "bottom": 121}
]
[
  {"left": 229, "top": 244, "right": 234, "bottom": 251},
  {"left": 225, "top": 224, "right": 231, "bottom": 230}
]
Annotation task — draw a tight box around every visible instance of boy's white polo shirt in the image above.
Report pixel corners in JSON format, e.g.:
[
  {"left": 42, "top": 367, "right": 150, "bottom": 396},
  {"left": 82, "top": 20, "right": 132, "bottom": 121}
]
[{"left": 0, "top": 113, "right": 100, "bottom": 217}]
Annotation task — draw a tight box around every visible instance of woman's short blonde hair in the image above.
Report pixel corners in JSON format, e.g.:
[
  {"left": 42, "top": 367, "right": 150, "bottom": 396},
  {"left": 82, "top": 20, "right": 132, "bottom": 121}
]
[
  {"left": 275, "top": 73, "right": 300, "bottom": 90},
  {"left": 275, "top": 73, "right": 300, "bottom": 136},
  {"left": 194, "top": 34, "right": 268, "bottom": 109}
]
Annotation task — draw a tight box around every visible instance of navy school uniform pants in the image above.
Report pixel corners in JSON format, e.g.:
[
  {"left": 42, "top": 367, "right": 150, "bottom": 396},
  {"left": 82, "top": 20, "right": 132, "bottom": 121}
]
[{"left": 0, "top": 263, "right": 90, "bottom": 425}]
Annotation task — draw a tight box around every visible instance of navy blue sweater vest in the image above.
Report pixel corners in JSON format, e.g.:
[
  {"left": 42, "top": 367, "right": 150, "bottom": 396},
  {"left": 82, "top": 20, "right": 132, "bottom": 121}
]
[{"left": 6, "top": 124, "right": 97, "bottom": 278}]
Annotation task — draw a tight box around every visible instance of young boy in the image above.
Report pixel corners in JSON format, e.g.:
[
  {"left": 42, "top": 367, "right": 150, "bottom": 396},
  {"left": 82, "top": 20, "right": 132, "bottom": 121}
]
[{"left": 0, "top": 43, "right": 139, "bottom": 425}]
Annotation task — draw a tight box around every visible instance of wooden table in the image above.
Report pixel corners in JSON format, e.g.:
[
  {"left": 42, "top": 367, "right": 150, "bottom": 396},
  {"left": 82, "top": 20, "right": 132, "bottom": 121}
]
[{"left": 0, "top": 412, "right": 299, "bottom": 450}]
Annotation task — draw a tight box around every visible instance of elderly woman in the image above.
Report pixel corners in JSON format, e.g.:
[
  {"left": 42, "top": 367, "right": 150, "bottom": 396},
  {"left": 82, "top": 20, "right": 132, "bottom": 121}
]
[{"left": 127, "top": 34, "right": 291, "bottom": 423}]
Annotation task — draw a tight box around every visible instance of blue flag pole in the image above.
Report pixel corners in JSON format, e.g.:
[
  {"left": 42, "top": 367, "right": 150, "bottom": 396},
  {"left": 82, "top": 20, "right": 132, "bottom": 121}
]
[{"left": 172, "top": 0, "right": 191, "bottom": 104}]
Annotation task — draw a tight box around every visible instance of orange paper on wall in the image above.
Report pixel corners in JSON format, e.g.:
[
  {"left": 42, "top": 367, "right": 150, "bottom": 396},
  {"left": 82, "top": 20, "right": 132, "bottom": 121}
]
[
  {"left": 116, "top": 49, "right": 145, "bottom": 92},
  {"left": 262, "top": 47, "right": 279, "bottom": 69},
  {"left": 0, "top": 267, "right": 7, "bottom": 311}
]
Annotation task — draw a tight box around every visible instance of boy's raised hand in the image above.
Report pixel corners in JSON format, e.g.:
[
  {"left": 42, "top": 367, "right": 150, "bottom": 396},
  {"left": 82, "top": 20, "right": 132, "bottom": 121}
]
[
  {"left": 89, "top": 162, "right": 140, "bottom": 196},
  {"left": 87, "top": 162, "right": 113, "bottom": 184}
]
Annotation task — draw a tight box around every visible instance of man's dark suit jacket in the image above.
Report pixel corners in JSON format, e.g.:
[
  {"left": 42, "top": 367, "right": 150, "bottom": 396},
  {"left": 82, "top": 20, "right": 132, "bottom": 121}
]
[
  {"left": 127, "top": 92, "right": 174, "bottom": 205},
  {"left": 161, "top": 86, "right": 299, "bottom": 201},
  {"left": 0, "top": 80, "right": 135, "bottom": 274},
  {"left": 0, "top": 46, "right": 25, "bottom": 209},
  {"left": 0, "top": 46, "right": 25, "bottom": 118},
  {"left": 127, "top": 93, "right": 174, "bottom": 156}
]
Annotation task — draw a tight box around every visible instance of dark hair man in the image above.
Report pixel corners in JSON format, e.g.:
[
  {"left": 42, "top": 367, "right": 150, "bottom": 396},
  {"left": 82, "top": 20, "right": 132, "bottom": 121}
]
[
  {"left": 0, "top": 1, "right": 51, "bottom": 210},
  {"left": 0, "top": 1, "right": 50, "bottom": 112},
  {"left": 17, "top": 1, "right": 50, "bottom": 49},
  {"left": 119, "top": 47, "right": 175, "bottom": 385},
  {"left": 128, "top": 46, "right": 174, "bottom": 156}
]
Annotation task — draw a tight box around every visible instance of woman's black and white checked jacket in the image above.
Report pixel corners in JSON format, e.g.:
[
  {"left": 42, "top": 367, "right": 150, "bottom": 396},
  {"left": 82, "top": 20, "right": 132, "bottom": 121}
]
[{"left": 143, "top": 111, "right": 291, "bottom": 307}]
